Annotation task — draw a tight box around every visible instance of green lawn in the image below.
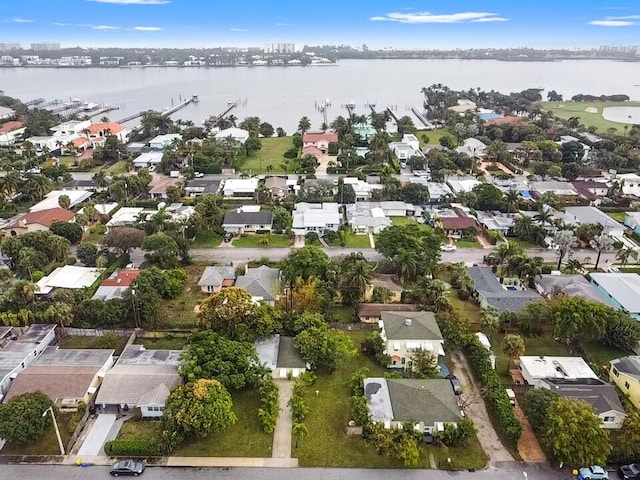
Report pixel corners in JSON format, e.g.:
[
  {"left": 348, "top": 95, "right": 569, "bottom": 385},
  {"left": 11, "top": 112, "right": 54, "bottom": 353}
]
[
  {"left": 343, "top": 230, "right": 372, "bottom": 249},
  {"left": 431, "top": 436, "right": 488, "bottom": 470},
  {"left": 1, "top": 412, "right": 73, "bottom": 455},
  {"left": 232, "top": 234, "right": 293, "bottom": 248},
  {"left": 239, "top": 136, "right": 297, "bottom": 174},
  {"left": 606, "top": 211, "right": 627, "bottom": 223},
  {"left": 540, "top": 101, "right": 640, "bottom": 133},
  {"left": 418, "top": 128, "right": 458, "bottom": 147},
  {"left": 390, "top": 216, "right": 415, "bottom": 226},
  {"left": 437, "top": 268, "right": 482, "bottom": 327},
  {"left": 508, "top": 238, "right": 541, "bottom": 250},
  {"left": 583, "top": 340, "right": 627, "bottom": 372},
  {"left": 455, "top": 239, "right": 481, "bottom": 248},
  {"left": 175, "top": 389, "right": 273, "bottom": 457},
  {"left": 192, "top": 232, "right": 222, "bottom": 247},
  {"left": 58, "top": 335, "right": 129, "bottom": 355},
  {"left": 134, "top": 335, "right": 190, "bottom": 350},
  {"left": 492, "top": 333, "right": 569, "bottom": 383},
  {"left": 106, "top": 160, "right": 129, "bottom": 174},
  {"left": 157, "top": 264, "right": 208, "bottom": 329}
]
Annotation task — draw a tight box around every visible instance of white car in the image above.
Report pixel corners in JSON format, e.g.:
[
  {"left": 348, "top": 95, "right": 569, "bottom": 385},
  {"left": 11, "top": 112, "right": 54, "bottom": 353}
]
[
  {"left": 194, "top": 172, "right": 204, "bottom": 178},
  {"left": 440, "top": 244, "right": 457, "bottom": 252}
]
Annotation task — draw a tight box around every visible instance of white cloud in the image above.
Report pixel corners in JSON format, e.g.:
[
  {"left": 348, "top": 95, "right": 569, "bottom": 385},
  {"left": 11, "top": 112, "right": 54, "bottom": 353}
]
[
  {"left": 229, "top": 28, "right": 250, "bottom": 32},
  {"left": 133, "top": 26, "right": 163, "bottom": 31},
  {"left": 11, "top": 17, "right": 33, "bottom": 23},
  {"left": 52, "top": 22, "right": 120, "bottom": 30},
  {"left": 92, "top": 25, "right": 120, "bottom": 30},
  {"left": 370, "top": 11, "right": 508, "bottom": 24},
  {"left": 588, "top": 15, "right": 640, "bottom": 26},
  {"left": 86, "top": 0, "right": 170, "bottom": 4}
]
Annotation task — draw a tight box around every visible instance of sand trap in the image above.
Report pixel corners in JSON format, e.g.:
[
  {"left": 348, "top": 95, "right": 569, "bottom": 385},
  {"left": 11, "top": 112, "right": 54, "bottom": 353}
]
[{"left": 584, "top": 107, "right": 598, "bottom": 113}]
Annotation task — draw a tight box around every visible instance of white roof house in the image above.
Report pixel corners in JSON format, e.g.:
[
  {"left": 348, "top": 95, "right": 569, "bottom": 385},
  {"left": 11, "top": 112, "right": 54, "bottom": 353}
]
[
  {"left": 78, "top": 202, "right": 118, "bottom": 216},
  {"left": 564, "top": 206, "right": 625, "bottom": 238},
  {"left": 105, "top": 207, "right": 145, "bottom": 229},
  {"left": 222, "top": 178, "right": 259, "bottom": 197},
  {"left": 530, "top": 181, "right": 578, "bottom": 197},
  {"left": 455, "top": 138, "right": 486, "bottom": 157},
  {"left": 0, "top": 105, "right": 15, "bottom": 120},
  {"left": 402, "top": 134, "right": 420, "bottom": 150},
  {"left": 292, "top": 203, "right": 340, "bottom": 235},
  {"left": 215, "top": 127, "right": 250, "bottom": 144},
  {"left": 36, "top": 266, "right": 103, "bottom": 296},
  {"left": 447, "top": 177, "right": 481, "bottom": 194},
  {"left": 30, "top": 190, "right": 93, "bottom": 212},
  {"left": 617, "top": 173, "right": 640, "bottom": 198},
  {"left": 519, "top": 356, "right": 598, "bottom": 388},
  {"left": 132, "top": 151, "right": 164, "bottom": 168},
  {"left": 148, "top": 134, "right": 182, "bottom": 150},
  {"left": 342, "top": 177, "right": 383, "bottom": 202},
  {"left": 590, "top": 273, "right": 640, "bottom": 320}
]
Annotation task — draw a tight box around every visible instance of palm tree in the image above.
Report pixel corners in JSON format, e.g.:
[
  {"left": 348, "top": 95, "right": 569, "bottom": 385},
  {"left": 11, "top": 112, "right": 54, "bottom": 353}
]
[
  {"left": 590, "top": 233, "right": 613, "bottom": 270},
  {"left": 567, "top": 116, "right": 581, "bottom": 129},
  {"left": 480, "top": 306, "right": 500, "bottom": 340},
  {"left": 393, "top": 249, "right": 419, "bottom": 285},
  {"left": 617, "top": 247, "right": 638, "bottom": 267},
  {"left": 566, "top": 259, "right": 583, "bottom": 274},
  {"left": 346, "top": 257, "right": 374, "bottom": 304},
  {"left": 554, "top": 230, "right": 578, "bottom": 270},
  {"left": 298, "top": 116, "right": 311, "bottom": 136},
  {"left": 533, "top": 207, "right": 553, "bottom": 231},
  {"left": 292, "top": 421, "right": 309, "bottom": 448},
  {"left": 492, "top": 240, "right": 523, "bottom": 281},
  {"left": 514, "top": 215, "right": 536, "bottom": 241},
  {"left": 100, "top": 116, "right": 110, "bottom": 123},
  {"left": 0, "top": 171, "right": 21, "bottom": 199},
  {"left": 502, "top": 334, "right": 525, "bottom": 373},
  {"left": 92, "top": 170, "right": 109, "bottom": 189},
  {"left": 503, "top": 190, "right": 520, "bottom": 213}
]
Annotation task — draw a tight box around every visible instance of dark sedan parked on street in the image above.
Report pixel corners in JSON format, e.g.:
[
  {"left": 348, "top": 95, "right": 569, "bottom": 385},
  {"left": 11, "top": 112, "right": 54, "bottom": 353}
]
[
  {"left": 110, "top": 460, "right": 145, "bottom": 477},
  {"left": 620, "top": 464, "right": 640, "bottom": 480}
]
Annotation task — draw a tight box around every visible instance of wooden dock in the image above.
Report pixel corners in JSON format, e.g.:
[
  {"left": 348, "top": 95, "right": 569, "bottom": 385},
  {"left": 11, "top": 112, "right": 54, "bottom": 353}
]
[
  {"left": 410, "top": 107, "right": 435, "bottom": 129},
  {"left": 203, "top": 103, "right": 237, "bottom": 129},
  {"left": 115, "top": 95, "right": 195, "bottom": 124}
]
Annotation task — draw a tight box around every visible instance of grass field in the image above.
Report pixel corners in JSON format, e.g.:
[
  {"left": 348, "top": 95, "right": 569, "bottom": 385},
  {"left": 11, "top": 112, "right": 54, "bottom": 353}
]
[
  {"left": 417, "top": 128, "right": 458, "bottom": 147},
  {"left": 192, "top": 232, "right": 222, "bottom": 247},
  {"left": 232, "top": 234, "right": 293, "bottom": 248},
  {"left": 583, "top": 340, "right": 627, "bottom": 373},
  {"left": 157, "top": 264, "right": 208, "bottom": 329},
  {"left": 106, "top": 160, "right": 129, "bottom": 174},
  {"left": 390, "top": 216, "right": 414, "bottom": 225},
  {"left": 1, "top": 412, "right": 73, "bottom": 455},
  {"left": 239, "top": 136, "right": 297, "bottom": 174},
  {"left": 343, "top": 230, "right": 372, "bottom": 249},
  {"left": 540, "top": 101, "right": 640, "bottom": 133}
]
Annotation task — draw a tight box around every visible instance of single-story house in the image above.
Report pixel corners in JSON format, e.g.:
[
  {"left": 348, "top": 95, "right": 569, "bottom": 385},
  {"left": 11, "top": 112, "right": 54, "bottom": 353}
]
[
  {"left": 29, "top": 190, "right": 93, "bottom": 212},
  {"left": 197, "top": 266, "right": 236, "bottom": 294},
  {"left": 436, "top": 208, "right": 479, "bottom": 239},
  {"left": 518, "top": 356, "right": 599, "bottom": 388},
  {"left": 364, "top": 378, "right": 462, "bottom": 435},
  {"left": 292, "top": 202, "right": 340, "bottom": 235},
  {"left": 185, "top": 179, "right": 220, "bottom": 197},
  {"left": 148, "top": 133, "right": 182, "bottom": 150},
  {"left": 590, "top": 273, "right": 640, "bottom": 320},
  {"left": 571, "top": 181, "right": 609, "bottom": 205},
  {"left": 535, "top": 274, "right": 613, "bottom": 306},
  {"left": 92, "top": 268, "right": 141, "bottom": 301},
  {"left": 254, "top": 334, "right": 308, "bottom": 378},
  {"left": 455, "top": 138, "right": 486, "bottom": 157},
  {"left": 36, "top": 265, "right": 103, "bottom": 297},
  {"left": 0, "top": 106, "right": 15, "bottom": 121},
  {"left": 346, "top": 203, "right": 393, "bottom": 235},
  {"left": 541, "top": 377, "right": 625, "bottom": 429},
  {"left": 236, "top": 266, "right": 281, "bottom": 305},
  {"left": 475, "top": 210, "right": 516, "bottom": 235},
  {"left": 105, "top": 207, "right": 146, "bottom": 229},
  {"left": 617, "top": 173, "right": 640, "bottom": 198},
  {"left": 391, "top": 142, "right": 416, "bottom": 161},
  {"left": 446, "top": 177, "right": 481, "bottom": 194},
  {"left": 0, "top": 324, "right": 57, "bottom": 399},
  {"left": 302, "top": 132, "right": 338, "bottom": 152},
  {"left": 132, "top": 151, "right": 164, "bottom": 169},
  {"left": 0, "top": 121, "right": 25, "bottom": 146},
  {"left": 610, "top": 356, "right": 640, "bottom": 410},
  {"left": 365, "top": 274, "right": 404, "bottom": 303},
  {"left": 62, "top": 178, "right": 110, "bottom": 192},
  {"left": 4, "top": 346, "right": 115, "bottom": 408},
  {"left": 557, "top": 135, "right": 591, "bottom": 163},
  {"left": 3, "top": 207, "right": 75, "bottom": 236},
  {"left": 468, "top": 266, "right": 541, "bottom": 313},
  {"left": 149, "top": 177, "right": 180, "bottom": 200},
  {"left": 402, "top": 134, "right": 420, "bottom": 150},
  {"left": 164, "top": 203, "right": 195, "bottom": 222},
  {"left": 215, "top": 127, "right": 249, "bottom": 144},
  {"left": 95, "top": 345, "right": 183, "bottom": 417},
  {"left": 264, "top": 176, "right": 288, "bottom": 199},
  {"left": 624, "top": 212, "right": 640, "bottom": 234},
  {"left": 379, "top": 311, "right": 444, "bottom": 369},
  {"left": 222, "top": 207, "right": 273, "bottom": 234},
  {"left": 222, "top": 178, "right": 259, "bottom": 198},
  {"left": 357, "top": 303, "right": 417, "bottom": 323},
  {"left": 530, "top": 181, "right": 578, "bottom": 199},
  {"left": 342, "top": 177, "right": 383, "bottom": 202},
  {"left": 301, "top": 145, "right": 323, "bottom": 160},
  {"left": 419, "top": 181, "right": 453, "bottom": 206},
  {"left": 564, "top": 206, "right": 625, "bottom": 238}
]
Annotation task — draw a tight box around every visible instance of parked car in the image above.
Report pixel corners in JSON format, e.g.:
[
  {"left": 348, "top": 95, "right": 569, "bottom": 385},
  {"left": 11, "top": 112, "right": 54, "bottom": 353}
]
[
  {"left": 446, "top": 374, "right": 462, "bottom": 395},
  {"left": 194, "top": 172, "right": 204, "bottom": 178},
  {"left": 110, "top": 460, "right": 145, "bottom": 477},
  {"left": 578, "top": 466, "right": 608, "bottom": 480},
  {"left": 619, "top": 464, "right": 640, "bottom": 480},
  {"left": 223, "top": 232, "right": 233, "bottom": 242},
  {"left": 440, "top": 244, "right": 457, "bottom": 252}
]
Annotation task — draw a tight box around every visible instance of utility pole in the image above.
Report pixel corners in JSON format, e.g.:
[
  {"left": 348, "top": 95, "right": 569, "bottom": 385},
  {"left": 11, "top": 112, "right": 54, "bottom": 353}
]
[{"left": 42, "top": 406, "right": 65, "bottom": 455}]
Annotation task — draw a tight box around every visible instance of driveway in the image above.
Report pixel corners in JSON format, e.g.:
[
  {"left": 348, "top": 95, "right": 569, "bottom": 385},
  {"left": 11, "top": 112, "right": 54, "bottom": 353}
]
[
  {"left": 77, "top": 413, "right": 129, "bottom": 456},
  {"left": 449, "top": 352, "right": 515, "bottom": 465},
  {"left": 315, "top": 154, "right": 335, "bottom": 176}
]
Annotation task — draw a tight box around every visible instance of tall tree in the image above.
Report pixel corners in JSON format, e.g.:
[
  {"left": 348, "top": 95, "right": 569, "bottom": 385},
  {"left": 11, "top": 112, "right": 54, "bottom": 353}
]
[
  {"left": 501, "top": 334, "right": 525, "bottom": 373},
  {"left": 297, "top": 116, "right": 311, "bottom": 136}
]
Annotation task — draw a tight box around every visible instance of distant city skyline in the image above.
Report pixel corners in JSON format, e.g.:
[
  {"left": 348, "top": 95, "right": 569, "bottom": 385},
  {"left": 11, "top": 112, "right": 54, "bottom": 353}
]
[{"left": 1, "top": 0, "right": 639, "bottom": 49}]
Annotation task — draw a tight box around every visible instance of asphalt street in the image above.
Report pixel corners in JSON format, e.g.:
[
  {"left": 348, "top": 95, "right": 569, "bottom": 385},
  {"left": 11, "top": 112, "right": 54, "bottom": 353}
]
[{"left": 0, "top": 463, "right": 572, "bottom": 480}]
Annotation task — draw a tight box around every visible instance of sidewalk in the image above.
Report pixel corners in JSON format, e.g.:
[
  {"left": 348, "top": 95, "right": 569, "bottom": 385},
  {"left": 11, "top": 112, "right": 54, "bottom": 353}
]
[{"left": 271, "top": 380, "right": 294, "bottom": 459}]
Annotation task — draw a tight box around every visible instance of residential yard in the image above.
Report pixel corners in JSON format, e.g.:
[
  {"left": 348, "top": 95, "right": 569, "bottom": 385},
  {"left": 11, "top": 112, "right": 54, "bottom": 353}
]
[
  {"left": 606, "top": 211, "right": 627, "bottom": 223},
  {"left": 192, "top": 232, "right": 222, "bottom": 247},
  {"left": 134, "top": 335, "right": 190, "bottom": 350},
  {"left": 583, "top": 340, "right": 627, "bottom": 373},
  {"left": 329, "top": 305, "right": 358, "bottom": 323},
  {"left": 455, "top": 239, "right": 481, "bottom": 248},
  {"left": 430, "top": 436, "right": 488, "bottom": 470},
  {"left": 343, "top": 230, "right": 372, "bottom": 249},
  {"left": 390, "top": 216, "right": 415, "bottom": 226},
  {"left": 1, "top": 412, "right": 73, "bottom": 455},
  {"left": 418, "top": 128, "right": 457, "bottom": 147},
  {"left": 232, "top": 234, "right": 293, "bottom": 248},
  {"left": 106, "top": 160, "right": 129, "bottom": 174},
  {"left": 58, "top": 334, "right": 129, "bottom": 355},
  {"left": 157, "top": 263, "right": 208, "bottom": 329},
  {"left": 238, "top": 136, "right": 297, "bottom": 174},
  {"left": 437, "top": 268, "right": 482, "bottom": 327},
  {"left": 540, "top": 101, "right": 640, "bottom": 133}
]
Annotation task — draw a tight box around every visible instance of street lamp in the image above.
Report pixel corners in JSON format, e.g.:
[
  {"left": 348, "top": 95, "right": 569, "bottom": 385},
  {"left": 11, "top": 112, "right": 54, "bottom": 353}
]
[
  {"left": 523, "top": 471, "right": 528, "bottom": 480},
  {"left": 42, "top": 406, "right": 65, "bottom": 455}
]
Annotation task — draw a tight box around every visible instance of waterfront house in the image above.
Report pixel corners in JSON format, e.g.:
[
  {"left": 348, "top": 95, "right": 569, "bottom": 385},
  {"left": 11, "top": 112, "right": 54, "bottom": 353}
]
[
  {"left": 589, "top": 273, "right": 640, "bottom": 320},
  {"left": 215, "top": 127, "right": 250, "bottom": 144},
  {"left": 379, "top": 311, "right": 444, "bottom": 369},
  {"left": 610, "top": 356, "right": 640, "bottom": 410},
  {"left": 0, "top": 121, "right": 25, "bottom": 146},
  {"left": 86, "top": 121, "right": 129, "bottom": 143},
  {"left": 197, "top": 266, "right": 236, "bottom": 294},
  {"left": 302, "top": 132, "right": 338, "bottom": 153},
  {"left": 148, "top": 134, "right": 182, "bottom": 150}
]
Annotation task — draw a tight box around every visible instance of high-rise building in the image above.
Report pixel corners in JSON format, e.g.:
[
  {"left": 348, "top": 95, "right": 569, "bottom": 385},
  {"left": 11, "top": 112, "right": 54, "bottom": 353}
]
[
  {"left": 30, "top": 42, "right": 61, "bottom": 51},
  {"left": 263, "top": 43, "right": 295, "bottom": 54},
  {"left": 0, "top": 42, "right": 22, "bottom": 52}
]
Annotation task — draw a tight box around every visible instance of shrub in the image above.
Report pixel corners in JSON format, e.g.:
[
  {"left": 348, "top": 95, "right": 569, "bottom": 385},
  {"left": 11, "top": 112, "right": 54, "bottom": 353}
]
[
  {"left": 305, "top": 232, "right": 319, "bottom": 244},
  {"left": 465, "top": 335, "right": 522, "bottom": 445},
  {"left": 284, "top": 148, "right": 298, "bottom": 159},
  {"left": 67, "top": 402, "right": 87, "bottom": 434},
  {"left": 97, "top": 331, "right": 120, "bottom": 350},
  {"left": 257, "top": 375, "right": 279, "bottom": 433},
  {"left": 104, "top": 439, "right": 162, "bottom": 457},
  {"left": 65, "top": 256, "right": 77, "bottom": 265},
  {"left": 350, "top": 395, "right": 370, "bottom": 426}
]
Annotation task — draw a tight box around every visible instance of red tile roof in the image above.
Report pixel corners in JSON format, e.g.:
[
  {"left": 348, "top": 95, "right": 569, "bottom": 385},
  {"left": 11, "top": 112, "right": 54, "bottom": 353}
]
[
  {"left": 303, "top": 132, "right": 338, "bottom": 144},
  {"left": 100, "top": 269, "right": 141, "bottom": 287},
  {"left": 302, "top": 145, "right": 323, "bottom": 158},
  {"left": 86, "top": 122, "right": 126, "bottom": 135},
  {"left": 484, "top": 115, "right": 529, "bottom": 127},
  {"left": 440, "top": 215, "right": 479, "bottom": 230},
  {"left": 571, "top": 181, "right": 608, "bottom": 200},
  {"left": 0, "top": 121, "right": 24, "bottom": 134},
  {"left": 7, "top": 207, "right": 75, "bottom": 229},
  {"left": 72, "top": 137, "right": 89, "bottom": 147}
]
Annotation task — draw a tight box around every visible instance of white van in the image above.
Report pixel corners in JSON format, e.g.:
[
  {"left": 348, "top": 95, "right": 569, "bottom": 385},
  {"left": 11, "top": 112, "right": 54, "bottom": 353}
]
[{"left": 506, "top": 388, "right": 516, "bottom": 407}]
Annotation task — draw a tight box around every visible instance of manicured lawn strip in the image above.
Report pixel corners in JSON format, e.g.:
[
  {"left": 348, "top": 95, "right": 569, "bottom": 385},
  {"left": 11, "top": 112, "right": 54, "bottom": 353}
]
[
  {"left": 192, "top": 232, "right": 222, "bottom": 247},
  {"left": 430, "top": 435, "right": 488, "bottom": 469},
  {"left": 117, "top": 419, "right": 162, "bottom": 442},
  {"left": 106, "top": 160, "right": 129, "bottom": 174},
  {"left": 390, "top": 216, "right": 414, "bottom": 226},
  {"left": 437, "top": 268, "right": 482, "bottom": 326},
  {"left": 232, "top": 234, "right": 293, "bottom": 248},
  {"left": 157, "top": 264, "right": 207, "bottom": 329},
  {"left": 606, "top": 212, "right": 627, "bottom": 223},
  {"left": 455, "top": 239, "right": 481, "bottom": 248},
  {"left": 134, "top": 335, "right": 190, "bottom": 350},
  {"left": 343, "top": 230, "right": 372, "bottom": 249},
  {"left": 58, "top": 335, "right": 129, "bottom": 355},
  {"left": 1, "top": 412, "right": 73, "bottom": 455},
  {"left": 540, "top": 101, "right": 640, "bottom": 132},
  {"left": 239, "top": 136, "right": 296, "bottom": 174},
  {"left": 174, "top": 389, "right": 273, "bottom": 457}
]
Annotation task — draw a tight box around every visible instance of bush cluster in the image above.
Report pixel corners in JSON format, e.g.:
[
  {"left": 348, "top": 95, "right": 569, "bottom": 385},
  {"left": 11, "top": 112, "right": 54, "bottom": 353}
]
[
  {"left": 257, "top": 375, "right": 280, "bottom": 433},
  {"left": 104, "top": 439, "right": 162, "bottom": 457}
]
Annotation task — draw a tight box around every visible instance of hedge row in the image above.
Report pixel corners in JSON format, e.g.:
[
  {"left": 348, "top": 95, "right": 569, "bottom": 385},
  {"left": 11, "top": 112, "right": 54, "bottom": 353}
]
[
  {"left": 464, "top": 336, "right": 522, "bottom": 445},
  {"left": 104, "top": 439, "right": 162, "bottom": 457}
]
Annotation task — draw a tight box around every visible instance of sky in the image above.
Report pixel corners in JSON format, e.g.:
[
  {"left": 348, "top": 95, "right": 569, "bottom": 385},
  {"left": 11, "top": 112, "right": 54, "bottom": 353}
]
[{"left": 1, "top": 0, "right": 640, "bottom": 49}]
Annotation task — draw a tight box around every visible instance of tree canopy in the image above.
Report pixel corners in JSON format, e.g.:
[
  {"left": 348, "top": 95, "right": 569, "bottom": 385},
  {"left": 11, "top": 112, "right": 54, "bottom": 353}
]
[
  {"left": 0, "top": 392, "right": 53, "bottom": 444},
  {"left": 375, "top": 224, "right": 441, "bottom": 276}
]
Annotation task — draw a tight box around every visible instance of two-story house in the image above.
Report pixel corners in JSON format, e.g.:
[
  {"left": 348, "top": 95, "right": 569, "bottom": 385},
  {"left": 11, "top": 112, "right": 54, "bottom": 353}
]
[
  {"left": 610, "top": 356, "right": 640, "bottom": 410},
  {"left": 379, "top": 311, "right": 444, "bottom": 369}
]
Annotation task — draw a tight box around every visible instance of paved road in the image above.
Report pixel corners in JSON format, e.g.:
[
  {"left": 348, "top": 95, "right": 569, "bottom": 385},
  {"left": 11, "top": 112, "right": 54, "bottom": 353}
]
[{"left": 0, "top": 463, "right": 568, "bottom": 480}]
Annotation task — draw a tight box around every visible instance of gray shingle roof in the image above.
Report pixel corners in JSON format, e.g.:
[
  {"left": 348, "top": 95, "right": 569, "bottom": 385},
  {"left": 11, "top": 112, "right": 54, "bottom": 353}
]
[
  {"left": 611, "top": 356, "right": 640, "bottom": 380},
  {"left": 381, "top": 311, "right": 443, "bottom": 341},
  {"left": 545, "top": 378, "right": 625, "bottom": 414},
  {"left": 236, "top": 266, "right": 280, "bottom": 301},
  {"left": 277, "top": 336, "right": 307, "bottom": 369},
  {"left": 222, "top": 211, "right": 273, "bottom": 226},
  {"left": 198, "top": 266, "right": 236, "bottom": 287},
  {"left": 468, "top": 266, "right": 541, "bottom": 313},
  {"left": 536, "top": 274, "right": 612, "bottom": 306}
]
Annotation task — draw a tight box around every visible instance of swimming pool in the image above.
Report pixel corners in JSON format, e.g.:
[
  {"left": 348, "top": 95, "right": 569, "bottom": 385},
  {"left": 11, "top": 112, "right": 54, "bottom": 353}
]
[{"left": 506, "top": 286, "right": 517, "bottom": 291}]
